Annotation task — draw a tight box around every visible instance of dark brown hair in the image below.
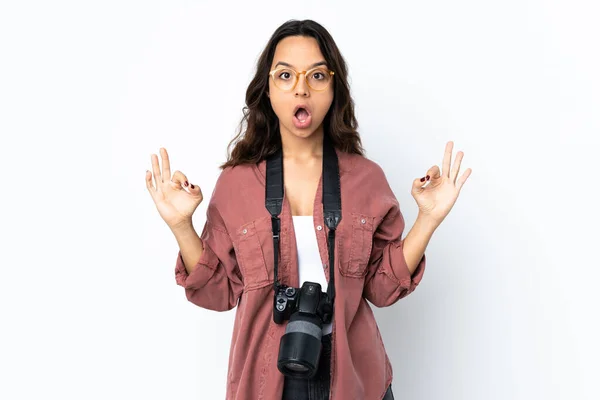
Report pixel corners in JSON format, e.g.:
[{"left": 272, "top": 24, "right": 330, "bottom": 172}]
[{"left": 219, "top": 19, "right": 364, "bottom": 170}]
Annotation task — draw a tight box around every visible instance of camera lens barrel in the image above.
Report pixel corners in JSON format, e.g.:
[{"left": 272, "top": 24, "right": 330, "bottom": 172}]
[
  {"left": 277, "top": 331, "right": 322, "bottom": 378},
  {"left": 277, "top": 312, "right": 324, "bottom": 378}
]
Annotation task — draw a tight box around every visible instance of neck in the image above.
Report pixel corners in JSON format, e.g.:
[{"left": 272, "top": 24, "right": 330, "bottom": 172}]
[{"left": 280, "top": 124, "right": 324, "bottom": 163}]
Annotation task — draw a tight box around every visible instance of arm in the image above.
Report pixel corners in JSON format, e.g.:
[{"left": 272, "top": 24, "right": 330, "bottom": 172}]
[
  {"left": 401, "top": 212, "right": 439, "bottom": 275},
  {"left": 362, "top": 199, "right": 428, "bottom": 308},
  {"left": 171, "top": 221, "right": 205, "bottom": 275},
  {"left": 173, "top": 202, "right": 243, "bottom": 312}
]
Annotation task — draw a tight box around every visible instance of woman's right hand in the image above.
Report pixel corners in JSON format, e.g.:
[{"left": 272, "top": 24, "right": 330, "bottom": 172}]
[{"left": 145, "top": 147, "right": 203, "bottom": 231}]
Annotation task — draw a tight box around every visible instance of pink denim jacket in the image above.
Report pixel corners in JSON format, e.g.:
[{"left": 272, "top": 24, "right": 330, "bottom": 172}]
[{"left": 175, "top": 148, "right": 426, "bottom": 399}]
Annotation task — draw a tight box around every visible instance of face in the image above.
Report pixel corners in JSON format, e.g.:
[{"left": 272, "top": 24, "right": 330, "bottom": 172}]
[{"left": 267, "top": 35, "right": 334, "bottom": 142}]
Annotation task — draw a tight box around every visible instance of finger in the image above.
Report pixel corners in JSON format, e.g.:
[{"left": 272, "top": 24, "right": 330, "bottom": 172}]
[
  {"left": 413, "top": 169, "right": 434, "bottom": 191},
  {"left": 442, "top": 141, "right": 453, "bottom": 178},
  {"left": 170, "top": 170, "right": 189, "bottom": 190},
  {"left": 160, "top": 148, "right": 172, "bottom": 183},
  {"left": 412, "top": 176, "right": 427, "bottom": 193},
  {"left": 426, "top": 165, "right": 441, "bottom": 180},
  {"left": 450, "top": 151, "right": 464, "bottom": 184},
  {"left": 151, "top": 153, "right": 162, "bottom": 188},
  {"left": 456, "top": 168, "right": 472, "bottom": 191},
  {"left": 188, "top": 181, "right": 203, "bottom": 200},
  {"left": 145, "top": 170, "right": 156, "bottom": 198}
]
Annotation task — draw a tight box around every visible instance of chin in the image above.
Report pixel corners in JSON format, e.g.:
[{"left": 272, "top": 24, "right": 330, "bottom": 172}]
[
  {"left": 294, "top": 126, "right": 317, "bottom": 136},
  {"left": 293, "top": 128, "right": 319, "bottom": 140},
  {"left": 285, "top": 121, "right": 323, "bottom": 138}
]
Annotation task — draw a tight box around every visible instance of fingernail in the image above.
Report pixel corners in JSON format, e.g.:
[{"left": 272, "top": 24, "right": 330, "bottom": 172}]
[
  {"left": 184, "top": 181, "right": 188, "bottom": 187},
  {"left": 420, "top": 177, "right": 425, "bottom": 182},
  {"left": 190, "top": 184, "right": 195, "bottom": 189},
  {"left": 426, "top": 175, "right": 430, "bottom": 180}
]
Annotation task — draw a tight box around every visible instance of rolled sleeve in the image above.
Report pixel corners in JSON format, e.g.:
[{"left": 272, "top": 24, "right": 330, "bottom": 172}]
[
  {"left": 174, "top": 203, "right": 243, "bottom": 312},
  {"left": 363, "top": 198, "right": 427, "bottom": 308}
]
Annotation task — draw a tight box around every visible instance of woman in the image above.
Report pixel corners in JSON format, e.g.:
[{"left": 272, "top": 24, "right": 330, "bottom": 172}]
[{"left": 146, "top": 19, "right": 470, "bottom": 400}]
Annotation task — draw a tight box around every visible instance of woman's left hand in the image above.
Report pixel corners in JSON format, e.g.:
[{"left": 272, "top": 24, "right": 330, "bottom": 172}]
[{"left": 411, "top": 141, "right": 472, "bottom": 225}]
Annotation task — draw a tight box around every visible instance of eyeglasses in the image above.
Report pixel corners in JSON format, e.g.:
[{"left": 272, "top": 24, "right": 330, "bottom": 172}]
[{"left": 269, "top": 66, "right": 335, "bottom": 92}]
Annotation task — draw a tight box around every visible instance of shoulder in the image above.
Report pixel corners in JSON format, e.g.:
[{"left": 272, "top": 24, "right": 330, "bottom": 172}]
[
  {"left": 345, "top": 152, "right": 391, "bottom": 186},
  {"left": 351, "top": 153, "right": 385, "bottom": 174},
  {"left": 343, "top": 152, "right": 400, "bottom": 217},
  {"left": 216, "top": 162, "right": 255, "bottom": 185},
  {"left": 210, "top": 162, "right": 257, "bottom": 202},
  {"left": 206, "top": 162, "right": 267, "bottom": 227}
]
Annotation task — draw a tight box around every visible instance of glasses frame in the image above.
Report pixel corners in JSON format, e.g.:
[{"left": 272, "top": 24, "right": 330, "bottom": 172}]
[{"left": 269, "top": 66, "right": 335, "bottom": 92}]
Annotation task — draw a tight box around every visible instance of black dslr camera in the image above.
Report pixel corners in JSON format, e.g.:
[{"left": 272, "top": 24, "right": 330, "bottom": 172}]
[{"left": 273, "top": 281, "right": 333, "bottom": 378}]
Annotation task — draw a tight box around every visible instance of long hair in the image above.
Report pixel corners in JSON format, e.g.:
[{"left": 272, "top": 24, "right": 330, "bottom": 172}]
[{"left": 219, "top": 19, "right": 364, "bottom": 170}]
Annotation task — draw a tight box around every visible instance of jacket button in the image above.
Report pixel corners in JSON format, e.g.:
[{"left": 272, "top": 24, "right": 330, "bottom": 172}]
[
  {"left": 316, "top": 225, "right": 323, "bottom": 230},
  {"left": 242, "top": 228, "right": 247, "bottom": 234},
  {"left": 361, "top": 218, "right": 366, "bottom": 224}
]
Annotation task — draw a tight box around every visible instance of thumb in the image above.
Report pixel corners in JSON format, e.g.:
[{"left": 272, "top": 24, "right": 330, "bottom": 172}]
[{"left": 187, "top": 182, "right": 203, "bottom": 199}]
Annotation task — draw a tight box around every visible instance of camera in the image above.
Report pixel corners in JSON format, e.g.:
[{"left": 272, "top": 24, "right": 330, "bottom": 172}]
[{"left": 273, "top": 281, "right": 333, "bottom": 378}]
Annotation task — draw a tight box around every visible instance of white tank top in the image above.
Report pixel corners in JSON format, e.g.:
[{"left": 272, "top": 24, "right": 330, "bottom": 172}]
[{"left": 292, "top": 216, "right": 333, "bottom": 335}]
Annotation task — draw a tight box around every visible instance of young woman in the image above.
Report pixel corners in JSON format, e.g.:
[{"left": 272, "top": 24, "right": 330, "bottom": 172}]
[{"left": 146, "top": 19, "right": 470, "bottom": 400}]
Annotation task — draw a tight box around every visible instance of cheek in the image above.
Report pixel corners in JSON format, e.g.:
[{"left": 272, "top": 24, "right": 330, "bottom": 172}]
[
  {"left": 268, "top": 93, "right": 287, "bottom": 118},
  {"left": 316, "top": 92, "right": 334, "bottom": 117}
]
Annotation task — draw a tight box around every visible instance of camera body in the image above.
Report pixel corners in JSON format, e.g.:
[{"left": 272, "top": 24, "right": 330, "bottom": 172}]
[{"left": 273, "top": 281, "right": 333, "bottom": 325}]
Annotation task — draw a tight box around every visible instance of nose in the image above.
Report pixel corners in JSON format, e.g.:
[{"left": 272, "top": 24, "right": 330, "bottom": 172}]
[{"left": 295, "top": 72, "right": 309, "bottom": 96}]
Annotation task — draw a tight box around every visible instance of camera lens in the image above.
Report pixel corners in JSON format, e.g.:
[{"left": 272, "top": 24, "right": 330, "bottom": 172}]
[
  {"left": 285, "top": 362, "right": 309, "bottom": 373},
  {"left": 277, "top": 312, "right": 323, "bottom": 378}
]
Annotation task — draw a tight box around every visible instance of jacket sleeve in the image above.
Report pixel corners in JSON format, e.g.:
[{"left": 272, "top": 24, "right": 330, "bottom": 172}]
[
  {"left": 362, "top": 195, "right": 426, "bottom": 308},
  {"left": 174, "top": 202, "right": 243, "bottom": 312}
]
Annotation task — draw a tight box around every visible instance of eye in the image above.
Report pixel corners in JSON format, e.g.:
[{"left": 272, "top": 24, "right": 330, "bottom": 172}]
[
  {"left": 277, "top": 70, "right": 293, "bottom": 80},
  {"left": 312, "top": 72, "right": 324, "bottom": 80}
]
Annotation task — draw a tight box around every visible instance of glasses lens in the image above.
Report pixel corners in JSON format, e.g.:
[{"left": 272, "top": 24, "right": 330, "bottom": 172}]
[
  {"left": 273, "top": 68, "right": 297, "bottom": 91},
  {"left": 306, "top": 67, "right": 332, "bottom": 90}
]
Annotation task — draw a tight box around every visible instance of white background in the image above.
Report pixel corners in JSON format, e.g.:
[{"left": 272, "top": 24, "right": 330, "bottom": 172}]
[{"left": 1, "top": 1, "right": 598, "bottom": 399}]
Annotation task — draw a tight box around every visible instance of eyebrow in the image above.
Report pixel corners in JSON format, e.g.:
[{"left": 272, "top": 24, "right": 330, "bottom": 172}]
[{"left": 274, "top": 61, "right": 328, "bottom": 69}]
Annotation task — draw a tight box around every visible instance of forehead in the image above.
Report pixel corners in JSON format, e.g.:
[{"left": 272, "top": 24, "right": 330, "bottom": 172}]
[{"left": 271, "top": 36, "right": 325, "bottom": 68}]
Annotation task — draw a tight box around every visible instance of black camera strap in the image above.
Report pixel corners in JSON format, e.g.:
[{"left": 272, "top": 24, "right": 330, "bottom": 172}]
[{"left": 265, "top": 134, "right": 341, "bottom": 303}]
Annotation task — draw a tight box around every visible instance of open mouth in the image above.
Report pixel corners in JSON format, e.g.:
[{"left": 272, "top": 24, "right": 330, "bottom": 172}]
[
  {"left": 292, "top": 105, "right": 312, "bottom": 129},
  {"left": 294, "top": 107, "right": 310, "bottom": 122}
]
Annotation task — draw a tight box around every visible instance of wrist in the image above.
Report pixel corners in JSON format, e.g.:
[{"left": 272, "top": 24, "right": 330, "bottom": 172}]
[
  {"left": 416, "top": 212, "right": 441, "bottom": 232},
  {"left": 170, "top": 219, "right": 195, "bottom": 236}
]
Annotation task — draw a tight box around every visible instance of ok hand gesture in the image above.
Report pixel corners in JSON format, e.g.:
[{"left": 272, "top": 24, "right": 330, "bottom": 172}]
[
  {"left": 145, "top": 148, "right": 203, "bottom": 230},
  {"left": 411, "top": 141, "right": 472, "bottom": 225}
]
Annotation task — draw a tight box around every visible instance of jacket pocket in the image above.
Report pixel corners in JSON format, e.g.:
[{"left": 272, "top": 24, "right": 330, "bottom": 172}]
[
  {"left": 340, "top": 212, "right": 375, "bottom": 278},
  {"left": 234, "top": 216, "right": 273, "bottom": 289}
]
